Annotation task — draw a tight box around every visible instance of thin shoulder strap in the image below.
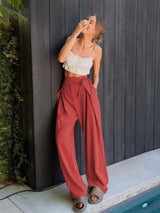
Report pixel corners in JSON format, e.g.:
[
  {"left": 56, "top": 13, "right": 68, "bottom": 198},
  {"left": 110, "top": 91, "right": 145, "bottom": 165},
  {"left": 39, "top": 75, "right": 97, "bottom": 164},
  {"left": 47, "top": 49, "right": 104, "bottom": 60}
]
[{"left": 91, "top": 44, "right": 98, "bottom": 58}]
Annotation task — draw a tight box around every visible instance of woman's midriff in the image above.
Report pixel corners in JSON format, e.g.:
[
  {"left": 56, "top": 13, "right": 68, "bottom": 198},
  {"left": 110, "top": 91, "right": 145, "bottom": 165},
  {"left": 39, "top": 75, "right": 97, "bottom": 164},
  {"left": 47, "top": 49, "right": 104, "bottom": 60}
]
[{"left": 64, "top": 70, "right": 87, "bottom": 78}]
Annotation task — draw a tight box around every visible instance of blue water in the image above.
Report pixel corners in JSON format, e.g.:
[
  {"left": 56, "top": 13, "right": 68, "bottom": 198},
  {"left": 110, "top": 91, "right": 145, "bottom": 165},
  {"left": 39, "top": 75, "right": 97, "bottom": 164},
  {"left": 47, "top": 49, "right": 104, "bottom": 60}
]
[{"left": 103, "top": 186, "right": 160, "bottom": 213}]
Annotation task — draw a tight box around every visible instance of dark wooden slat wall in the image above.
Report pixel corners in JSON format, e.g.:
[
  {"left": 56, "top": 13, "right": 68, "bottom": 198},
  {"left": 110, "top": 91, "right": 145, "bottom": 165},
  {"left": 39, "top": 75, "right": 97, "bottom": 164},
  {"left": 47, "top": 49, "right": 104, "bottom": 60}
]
[
  {"left": 125, "top": 0, "right": 137, "bottom": 159},
  {"left": 155, "top": 0, "right": 160, "bottom": 149},
  {"left": 114, "top": 0, "right": 126, "bottom": 162},
  {"left": 103, "top": 0, "right": 115, "bottom": 165},
  {"left": 50, "top": 0, "right": 66, "bottom": 185},
  {"left": 145, "top": 0, "right": 157, "bottom": 151},
  {"left": 136, "top": 0, "right": 146, "bottom": 158},
  {"left": 20, "top": 0, "right": 160, "bottom": 189},
  {"left": 29, "top": 0, "right": 53, "bottom": 188}
]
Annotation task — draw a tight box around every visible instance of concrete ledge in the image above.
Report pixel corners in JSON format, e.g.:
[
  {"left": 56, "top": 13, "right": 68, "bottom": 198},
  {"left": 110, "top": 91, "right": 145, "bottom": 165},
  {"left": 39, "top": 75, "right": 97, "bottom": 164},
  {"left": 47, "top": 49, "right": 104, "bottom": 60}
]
[{"left": 1, "top": 148, "right": 160, "bottom": 213}]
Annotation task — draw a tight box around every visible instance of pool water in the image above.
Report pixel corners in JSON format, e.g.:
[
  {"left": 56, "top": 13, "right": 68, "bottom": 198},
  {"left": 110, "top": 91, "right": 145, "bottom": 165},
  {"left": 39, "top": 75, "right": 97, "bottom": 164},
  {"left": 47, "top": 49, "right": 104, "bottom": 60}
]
[{"left": 102, "top": 185, "right": 160, "bottom": 213}]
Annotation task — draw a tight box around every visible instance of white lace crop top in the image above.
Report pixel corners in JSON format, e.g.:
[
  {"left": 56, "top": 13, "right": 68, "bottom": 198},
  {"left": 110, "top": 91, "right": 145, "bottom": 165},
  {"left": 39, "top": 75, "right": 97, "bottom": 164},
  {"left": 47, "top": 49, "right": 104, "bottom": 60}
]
[{"left": 62, "top": 48, "right": 96, "bottom": 75}]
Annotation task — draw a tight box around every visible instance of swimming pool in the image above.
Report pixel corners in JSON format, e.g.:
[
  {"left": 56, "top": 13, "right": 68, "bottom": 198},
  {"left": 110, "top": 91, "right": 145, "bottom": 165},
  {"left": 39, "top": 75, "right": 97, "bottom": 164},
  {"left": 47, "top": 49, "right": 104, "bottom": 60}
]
[{"left": 101, "top": 185, "right": 160, "bottom": 213}]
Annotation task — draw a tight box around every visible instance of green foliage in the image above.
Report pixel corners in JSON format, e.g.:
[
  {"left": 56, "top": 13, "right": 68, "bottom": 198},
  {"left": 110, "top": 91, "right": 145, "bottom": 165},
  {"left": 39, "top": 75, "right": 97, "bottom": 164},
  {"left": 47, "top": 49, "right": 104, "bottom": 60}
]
[
  {"left": 0, "top": 0, "right": 27, "bottom": 27},
  {"left": 5, "top": 0, "right": 23, "bottom": 9},
  {"left": 0, "top": 5, "right": 27, "bottom": 21},
  {"left": 0, "top": 0, "right": 28, "bottom": 183}
]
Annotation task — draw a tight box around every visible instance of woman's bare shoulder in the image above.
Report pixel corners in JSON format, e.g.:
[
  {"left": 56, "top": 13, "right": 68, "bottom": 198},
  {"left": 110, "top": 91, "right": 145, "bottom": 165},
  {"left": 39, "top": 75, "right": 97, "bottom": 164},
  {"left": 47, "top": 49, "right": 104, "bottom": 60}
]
[
  {"left": 95, "top": 44, "right": 102, "bottom": 51},
  {"left": 93, "top": 44, "right": 102, "bottom": 60}
]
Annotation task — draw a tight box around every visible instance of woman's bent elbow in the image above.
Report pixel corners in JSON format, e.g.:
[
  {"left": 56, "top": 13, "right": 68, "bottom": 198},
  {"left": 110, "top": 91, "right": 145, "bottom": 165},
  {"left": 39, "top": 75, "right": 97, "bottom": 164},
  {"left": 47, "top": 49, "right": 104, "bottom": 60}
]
[{"left": 57, "top": 56, "right": 65, "bottom": 63}]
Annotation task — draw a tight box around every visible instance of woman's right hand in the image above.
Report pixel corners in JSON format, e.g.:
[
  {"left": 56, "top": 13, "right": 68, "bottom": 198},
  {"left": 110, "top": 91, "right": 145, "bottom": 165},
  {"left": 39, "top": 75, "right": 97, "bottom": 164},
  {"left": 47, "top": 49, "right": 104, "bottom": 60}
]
[{"left": 73, "top": 19, "right": 89, "bottom": 36}]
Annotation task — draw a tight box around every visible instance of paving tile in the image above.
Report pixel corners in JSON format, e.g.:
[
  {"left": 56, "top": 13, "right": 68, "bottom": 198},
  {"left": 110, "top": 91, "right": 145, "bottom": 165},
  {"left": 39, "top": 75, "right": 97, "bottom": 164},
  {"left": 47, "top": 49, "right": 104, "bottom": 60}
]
[{"left": 0, "top": 199, "right": 23, "bottom": 213}]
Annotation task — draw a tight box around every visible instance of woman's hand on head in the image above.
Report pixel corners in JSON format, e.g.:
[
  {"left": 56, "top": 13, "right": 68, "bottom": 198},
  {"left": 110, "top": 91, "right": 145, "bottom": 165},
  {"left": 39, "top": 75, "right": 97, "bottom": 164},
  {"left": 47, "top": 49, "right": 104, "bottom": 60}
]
[{"left": 73, "top": 19, "right": 89, "bottom": 37}]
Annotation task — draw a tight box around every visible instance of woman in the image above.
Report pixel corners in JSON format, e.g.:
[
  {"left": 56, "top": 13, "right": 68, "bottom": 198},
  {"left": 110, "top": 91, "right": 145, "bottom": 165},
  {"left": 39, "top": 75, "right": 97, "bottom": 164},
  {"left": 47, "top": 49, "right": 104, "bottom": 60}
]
[{"left": 55, "top": 13, "right": 109, "bottom": 212}]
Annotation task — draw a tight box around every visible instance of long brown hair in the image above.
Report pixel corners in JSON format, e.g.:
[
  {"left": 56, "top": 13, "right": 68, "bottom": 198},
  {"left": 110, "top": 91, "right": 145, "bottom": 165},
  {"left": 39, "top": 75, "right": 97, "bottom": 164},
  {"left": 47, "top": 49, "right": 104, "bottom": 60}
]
[{"left": 86, "top": 13, "right": 105, "bottom": 45}]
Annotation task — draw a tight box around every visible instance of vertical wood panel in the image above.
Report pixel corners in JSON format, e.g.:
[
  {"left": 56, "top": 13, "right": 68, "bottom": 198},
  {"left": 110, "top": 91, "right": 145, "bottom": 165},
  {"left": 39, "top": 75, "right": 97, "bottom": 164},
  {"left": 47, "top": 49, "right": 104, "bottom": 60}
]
[
  {"left": 125, "top": 0, "right": 137, "bottom": 158},
  {"left": 50, "top": 0, "right": 66, "bottom": 184},
  {"left": 80, "top": 0, "right": 92, "bottom": 20},
  {"left": 154, "top": 0, "right": 160, "bottom": 149},
  {"left": 103, "top": 0, "right": 115, "bottom": 164},
  {"left": 136, "top": 0, "right": 147, "bottom": 155},
  {"left": 114, "top": 0, "right": 126, "bottom": 162},
  {"left": 145, "top": 0, "right": 157, "bottom": 151},
  {"left": 30, "top": 0, "right": 52, "bottom": 188}
]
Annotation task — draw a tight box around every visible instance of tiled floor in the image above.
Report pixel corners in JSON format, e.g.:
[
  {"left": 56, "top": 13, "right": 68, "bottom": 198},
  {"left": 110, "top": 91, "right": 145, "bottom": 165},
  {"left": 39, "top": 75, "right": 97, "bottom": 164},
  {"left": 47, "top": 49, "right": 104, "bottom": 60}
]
[{"left": 0, "top": 148, "right": 160, "bottom": 213}]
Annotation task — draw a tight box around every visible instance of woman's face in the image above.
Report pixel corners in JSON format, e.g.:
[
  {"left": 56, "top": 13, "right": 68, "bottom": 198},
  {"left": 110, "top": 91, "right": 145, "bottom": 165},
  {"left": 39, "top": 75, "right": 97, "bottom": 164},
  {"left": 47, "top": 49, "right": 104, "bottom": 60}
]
[{"left": 82, "top": 15, "right": 97, "bottom": 36}]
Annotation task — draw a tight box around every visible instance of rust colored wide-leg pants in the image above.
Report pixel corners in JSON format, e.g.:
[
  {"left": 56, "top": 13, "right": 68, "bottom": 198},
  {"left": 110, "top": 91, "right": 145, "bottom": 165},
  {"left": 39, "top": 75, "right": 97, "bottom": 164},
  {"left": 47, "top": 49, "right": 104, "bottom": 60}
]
[{"left": 55, "top": 75, "right": 109, "bottom": 200}]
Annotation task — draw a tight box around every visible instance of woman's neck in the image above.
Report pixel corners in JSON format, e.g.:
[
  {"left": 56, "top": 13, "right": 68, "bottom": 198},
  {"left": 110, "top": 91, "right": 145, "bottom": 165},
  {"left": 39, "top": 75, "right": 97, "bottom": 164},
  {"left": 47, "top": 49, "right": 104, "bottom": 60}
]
[{"left": 78, "top": 34, "right": 94, "bottom": 48}]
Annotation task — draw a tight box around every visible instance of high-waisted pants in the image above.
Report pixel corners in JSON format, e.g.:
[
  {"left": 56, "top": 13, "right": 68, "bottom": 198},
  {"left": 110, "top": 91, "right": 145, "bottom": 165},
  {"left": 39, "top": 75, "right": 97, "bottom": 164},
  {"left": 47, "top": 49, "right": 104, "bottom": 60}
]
[{"left": 55, "top": 75, "right": 109, "bottom": 200}]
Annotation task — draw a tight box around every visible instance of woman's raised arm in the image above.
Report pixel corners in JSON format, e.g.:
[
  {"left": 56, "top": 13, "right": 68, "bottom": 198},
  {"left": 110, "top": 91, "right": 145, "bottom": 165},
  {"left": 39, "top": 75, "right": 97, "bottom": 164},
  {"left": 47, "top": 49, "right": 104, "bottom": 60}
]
[{"left": 57, "top": 19, "right": 89, "bottom": 63}]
